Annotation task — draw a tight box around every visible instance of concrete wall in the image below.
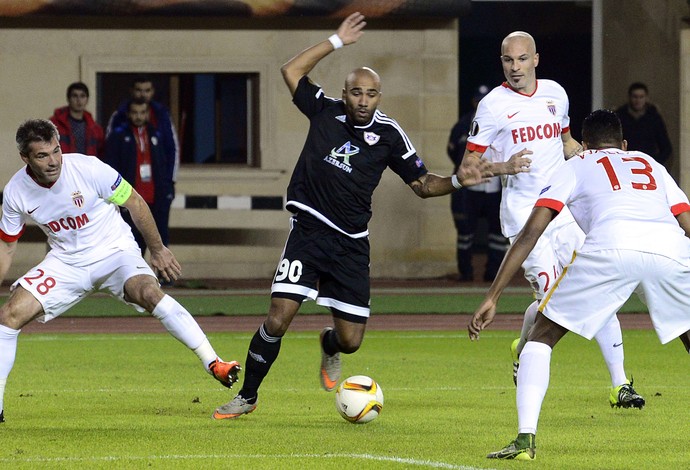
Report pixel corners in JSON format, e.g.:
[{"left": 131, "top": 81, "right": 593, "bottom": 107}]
[
  {"left": 3, "top": 0, "right": 689, "bottom": 281},
  {"left": 680, "top": 28, "right": 690, "bottom": 192},
  {"left": 601, "top": 0, "right": 687, "bottom": 188},
  {"left": 0, "top": 20, "right": 459, "bottom": 280}
]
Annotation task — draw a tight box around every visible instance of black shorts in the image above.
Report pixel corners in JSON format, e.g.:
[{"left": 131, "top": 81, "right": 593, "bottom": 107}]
[{"left": 271, "top": 213, "right": 370, "bottom": 323}]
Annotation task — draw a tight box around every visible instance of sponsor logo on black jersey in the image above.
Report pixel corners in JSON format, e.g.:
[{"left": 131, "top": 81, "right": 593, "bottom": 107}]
[{"left": 324, "top": 141, "right": 360, "bottom": 173}]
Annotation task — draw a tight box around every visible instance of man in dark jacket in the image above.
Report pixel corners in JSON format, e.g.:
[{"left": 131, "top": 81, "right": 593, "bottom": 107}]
[
  {"left": 615, "top": 82, "right": 672, "bottom": 166},
  {"left": 106, "top": 75, "right": 179, "bottom": 182},
  {"left": 49, "top": 82, "right": 104, "bottom": 156},
  {"left": 104, "top": 99, "right": 175, "bottom": 255}
]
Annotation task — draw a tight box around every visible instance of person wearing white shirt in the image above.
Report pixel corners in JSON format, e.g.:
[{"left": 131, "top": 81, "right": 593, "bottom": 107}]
[
  {"left": 469, "top": 109, "right": 690, "bottom": 460},
  {"left": 0, "top": 119, "right": 240, "bottom": 423}
]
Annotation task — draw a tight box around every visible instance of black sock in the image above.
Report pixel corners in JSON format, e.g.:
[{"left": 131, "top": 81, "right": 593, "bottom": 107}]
[
  {"left": 239, "top": 323, "right": 282, "bottom": 401},
  {"left": 322, "top": 328, "right": 341, "bottom": 356}
]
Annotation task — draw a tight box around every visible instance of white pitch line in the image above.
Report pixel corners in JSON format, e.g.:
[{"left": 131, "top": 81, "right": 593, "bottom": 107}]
[{"left": 0, "top": 452, "right": 497, "bottom": 469}]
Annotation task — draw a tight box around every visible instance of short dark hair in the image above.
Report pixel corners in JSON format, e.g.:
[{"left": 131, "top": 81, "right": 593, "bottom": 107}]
[
  {"left": 16, "top": 119, "right": 60, "bottom": 156},
  {"left": 131, "top": 74, "right": 154, "bottom": 87},
  {"left": 627, "top": 82, "right": 648, "bottom": 96},
  {"left": 127, "top": 97, "right": 149, "bottom": 111},
  {"left": 66, "top": 81, "right": 90, "bottom": 100},
  {"left": 582, "top": 109, "right": 623, "bottom": 149}
]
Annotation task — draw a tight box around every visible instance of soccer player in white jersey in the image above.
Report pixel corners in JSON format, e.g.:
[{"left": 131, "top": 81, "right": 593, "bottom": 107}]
[
  {"left": 0, "top": 119, "right": 240, "bottom": 423},
  {"left": 459, "top": 31, "right": 643, "bottom": 407},
  {"left": 468, "top": 109, "right": 690, "bottom": 460}
]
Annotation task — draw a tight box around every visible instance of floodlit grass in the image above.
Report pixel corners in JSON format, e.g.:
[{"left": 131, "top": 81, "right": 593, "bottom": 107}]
[
  {"left": 39, "top": 291, "right": 649, "bottom": 317},
  {"left": 1, "top": 328, "right": 688, "bottom": 469}
]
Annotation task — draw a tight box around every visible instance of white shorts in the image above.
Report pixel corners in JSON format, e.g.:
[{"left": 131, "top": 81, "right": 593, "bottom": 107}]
[
  {"left": 13, "top": 249, "right": 157, "bottom": 323},
  {"left": 539, "top": 249, "right": 690, "bottom": 344},
  {"left": 510, "top": 217, "right": 585, "bottom": 300}
]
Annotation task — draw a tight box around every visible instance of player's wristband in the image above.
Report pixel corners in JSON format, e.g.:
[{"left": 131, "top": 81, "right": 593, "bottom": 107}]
[
  {"left": 451, "top": 174, "right": 463, "bottom": 190},
  {"left": 328, "top": 34, "right": 344, "bottom": 50}
]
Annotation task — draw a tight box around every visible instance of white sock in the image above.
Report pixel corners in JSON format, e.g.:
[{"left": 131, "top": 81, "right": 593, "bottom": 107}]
[
  {"left": 0, "top": 324, "right": 21, "bottom": 412},
  {"left": 152, "top": 295, "right": 218, "bottom": 370},
  {"left": 517, "top": 300, "right": 539, "bottom": 355},
  {"left": 194, "top": 338, "right": 220, "bottom": 374},
  {"left": 517, "top": 341, "right": 552, "bottom": 435},
  {"left": 594, "top": 315, "right": 628, "bottom": 387}
]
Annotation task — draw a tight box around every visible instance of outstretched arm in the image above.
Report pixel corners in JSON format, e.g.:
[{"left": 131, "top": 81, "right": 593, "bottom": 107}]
[
  {"left": 280, "top": 12, "right": 366, "bottom": 96},
  {"left": 460, "top": 147, "right": 532, "bottom": 178},
  {"left": 468, "top": 206, "right": 555, "bottom": 340},
  {"left": 409, "top": 158, "right": 493, "bottom": 199},
  {"left": 121, "top": 189, "right": 181, "bottom": 283},
  {"left": 0, "top": 240, "right": 18, "bottom": 286}
]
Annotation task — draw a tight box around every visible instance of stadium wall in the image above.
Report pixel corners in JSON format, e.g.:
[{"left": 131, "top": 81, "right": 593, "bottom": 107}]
[
  {"left": 0, "top": 1, "right": 687, "bottom": 280},
  {"left": 0, "top": 18, "right": 459, "bottom": 279}
]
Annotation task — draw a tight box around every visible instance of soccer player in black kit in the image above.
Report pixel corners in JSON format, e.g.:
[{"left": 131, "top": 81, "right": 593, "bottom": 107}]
[{"left": 213, "top": 12, "right": 492, "bottom": 420}]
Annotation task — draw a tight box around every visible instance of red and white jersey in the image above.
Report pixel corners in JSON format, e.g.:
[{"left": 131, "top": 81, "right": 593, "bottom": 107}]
[
  {"left": 468, "top": 79, "right": 570, "bottom": 237},
  {"left": 536, "top": 148, "right": 690, "bottom": 258},
  {"left": 0, "top": 153, "right": 139, "bottom": 266}
]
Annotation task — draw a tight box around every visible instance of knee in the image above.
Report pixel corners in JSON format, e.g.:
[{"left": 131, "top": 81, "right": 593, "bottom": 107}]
[
  {"left": 263, "top": 316, "right": 291, "bottom": 336},
  {"left": 335, "top": 331, "right": 362, "bottom": 354},
  {"left": 264, "top": 299, "right": 300, "bottom": 336},
  {"left": 126, "top": 280, "right": 164, "bottom": 312}
]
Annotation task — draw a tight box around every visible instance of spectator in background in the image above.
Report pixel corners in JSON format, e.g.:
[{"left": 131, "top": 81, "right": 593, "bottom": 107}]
[
  {"left": 49, "top": 82, "right": 104, "bottom": 156},
  {"left": 615, "top": 82, "right": 672, "bottom": 166},
  {"left": 104, "top": 99, "right": 175, "bottom": 258},
  {"left": 107, "top": 75, "right": 179, "bottom": 182},
  {"left": 447, "top": 85, "right": 508, "bottom": 282}
]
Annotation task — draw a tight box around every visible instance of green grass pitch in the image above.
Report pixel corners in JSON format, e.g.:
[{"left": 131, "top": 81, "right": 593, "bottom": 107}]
[{"left": 1, "top": 325, "right": 688, "bottom": 469}]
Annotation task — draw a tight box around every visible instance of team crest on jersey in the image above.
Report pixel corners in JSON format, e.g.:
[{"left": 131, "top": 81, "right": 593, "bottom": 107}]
[
  {"left": 71, "top": 191, "right": 85, "bottom": 208},
  {"left": 546, "top": 101, "right": 557, "bottom": 116},
  {"left": 324, "top": 141, "right": 360, "bottom": 172},
  {"left": 469, "top": 120, "right": 479, "bottom": 137},
  {"left": 363, "top": 132, "right": 380, "bottom": 145}
]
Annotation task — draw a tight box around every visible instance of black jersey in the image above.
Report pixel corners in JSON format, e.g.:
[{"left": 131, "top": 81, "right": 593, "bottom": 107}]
[{"left": 285, "top": 76, "right": 428, "bottom": 238}]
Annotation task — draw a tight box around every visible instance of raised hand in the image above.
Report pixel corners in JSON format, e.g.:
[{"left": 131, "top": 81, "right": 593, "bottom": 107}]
[{"left": 336, "top": 12, "right": 367, "bottom": 46}]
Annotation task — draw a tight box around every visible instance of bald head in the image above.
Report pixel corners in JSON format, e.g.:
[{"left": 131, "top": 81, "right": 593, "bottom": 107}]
[
  {"left": 500, "top": 31, "right": 539, "bottom": 94},
  {"left": 342, "top": 67, "right": 382, "bottom": 125},
  {"left": 345, "top": 67, "right": 381, "bottom": 90},
  {"left": 501, "top": 31, "right": 537, "bottom": 55}
]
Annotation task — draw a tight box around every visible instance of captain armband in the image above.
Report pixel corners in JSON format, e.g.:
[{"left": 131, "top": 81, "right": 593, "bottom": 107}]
[{"left": 108, "top": 178, "right": 133, "bottom": 205}]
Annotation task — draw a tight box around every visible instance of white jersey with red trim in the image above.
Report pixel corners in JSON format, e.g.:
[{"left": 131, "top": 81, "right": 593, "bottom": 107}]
[
  {"left": 0, "top": 153, "right": 139, "bottom": 266},
  {"left": 535, "top": 148, "right": 690, "bottom": 259},
  {"left": 468, "top": 79, "right": 571, "bottom": 237}
]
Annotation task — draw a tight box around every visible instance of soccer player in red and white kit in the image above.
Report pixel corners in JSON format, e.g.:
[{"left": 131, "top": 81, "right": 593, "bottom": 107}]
[
  {"left": 460, "top": 31, "right": 643, "bottom": 407},
  {"left": 0, "top": 119, "right": 240, "bottom": 423},
  {"left": 468, "top": 109, "right": 690, "bottom": 460}
]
